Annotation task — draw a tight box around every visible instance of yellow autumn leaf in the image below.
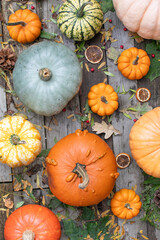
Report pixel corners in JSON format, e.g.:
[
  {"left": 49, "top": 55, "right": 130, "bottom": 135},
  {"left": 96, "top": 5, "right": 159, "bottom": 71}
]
[
  {"left": 67, "top": 114, "right": 74, "bottom": 119},
  {"left": 85, "top": 62, "right": 90, "bottom": 72},
  {"left": 43, "top": 125, "right": 52, "bottom": 131},
  {"left": 51, "top": 5, "right": 55, "bottom": 13},
  {"left": 103, "top": 17, "right": 109, "bottom": 24},
  {"left": 36, "top": 174, "right": 40, "bottom": 188},
  {"left": 141, "top": 235, "right": 149, "bottom": 239},
  {"left": 42, "top": 195, "right": 45, "bottom": 205},
  {"left": 6, "top": 209, "right": 9, "bottom": 218},
  {"left": 98, "top": 61, "right": 106, "bottom": 69}
]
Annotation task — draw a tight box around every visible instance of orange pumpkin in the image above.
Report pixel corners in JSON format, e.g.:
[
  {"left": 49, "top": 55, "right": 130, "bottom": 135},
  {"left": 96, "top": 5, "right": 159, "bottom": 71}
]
[
  {"left": 46, "top": 129, "right": 119, "bottom": 206},
  {"left": 111, "top": 189, "right": 142, "bottom": 219},
  {"left": 4, "top": 204, "right": 61, "bottom": 240},
  {"left": 88, "top": 83, "right": 119, "bottom": 116},
  {"left": 118, "top": 47, "right": 150, "bottom": 80},
  {"left": 129, "top": 107, "right": 160, "bottom": 178},
  {"left": 7, "top": 9, "right": 41, "bottom": 44}
]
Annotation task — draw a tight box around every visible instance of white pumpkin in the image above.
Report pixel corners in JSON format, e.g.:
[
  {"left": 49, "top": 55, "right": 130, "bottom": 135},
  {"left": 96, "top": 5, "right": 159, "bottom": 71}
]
[{"left": 113, "top": 0, "right": 160, "bottom": 40}]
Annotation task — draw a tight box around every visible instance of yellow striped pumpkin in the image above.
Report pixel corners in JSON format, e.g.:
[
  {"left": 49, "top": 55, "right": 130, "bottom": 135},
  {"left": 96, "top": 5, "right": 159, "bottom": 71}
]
[{"left": 57, "top": 0, "right": 103, "bottom": 41}]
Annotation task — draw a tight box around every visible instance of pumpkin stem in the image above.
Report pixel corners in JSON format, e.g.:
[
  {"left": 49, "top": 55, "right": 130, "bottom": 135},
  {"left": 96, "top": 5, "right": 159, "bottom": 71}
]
[
  {"left": 39, "top": 68, "right": 52, "bottom": 81},
  {"left": 22, "top": 230, "right": 35, "bottom": 240},
  {"left": 73, "top": 163, "right": 89, "bottom": 189},
  {"left": 101, "top": 96, "right": 108, "bottom": 104},
  {"left": 76, "top": 2, "right": 93, "bottom": 18},
  {"left": 7, "top": 21, "right": 26, "bottom": 27},
  {"left": 132, "top": 56, "right": 139, "bottom": 65},
  {"left": 124, "top": 203, "right": 132, "bottom": 210},
  {"left": 10, "top": 134, "right": 26, "bottom": 145}
]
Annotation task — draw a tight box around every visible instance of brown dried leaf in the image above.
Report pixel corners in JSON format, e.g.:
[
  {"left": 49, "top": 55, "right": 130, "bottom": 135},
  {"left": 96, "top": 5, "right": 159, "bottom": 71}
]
[
  {"left": 85, "top": 62, "right": 89, "bottom": 72},
  {"left": 128, "top": 31, "right": 144, "bottom": 43},
  {"left": 52, "top": 116, "right": 58, "bottom": 126},
  {"left": 42, "top": 195, "right": 45, "bottom": 205},
  {"left": 14, "top": 182, "right": 22, "bottom": 191},
  {"left": 92, "top": 121, "right": 120, "bottom": 139},
  {"left": 6, "top": 209, "right": 9, "bottom": 218},
  {"left": 98, "top": 61, "right": 106, "bottom": 69},
  {"left": 4, "top": 198, "right": 14, "bottom": 209},
  {"left": 0, "top": 12, "right": 4, "bottom": 22},
  {"left": 43, "top": 125, "right": 52, "bottom": 131},
  {"left": 67, "top": 114, "right": 74, "bottom": 119},
  {"left": 26, "top": 164, "right": 42, "bottom": 177},
  {"left": 101, "top": 209, "right": 110, "bottom": 218},
  {"left": 121, "top": 225, "right": 125, "bottom": 236}
]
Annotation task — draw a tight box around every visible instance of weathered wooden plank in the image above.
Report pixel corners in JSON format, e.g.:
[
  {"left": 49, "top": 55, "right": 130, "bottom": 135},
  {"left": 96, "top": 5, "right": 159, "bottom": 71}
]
[{"left": 105, "top": 11, "right": 148, "bottom": 239}]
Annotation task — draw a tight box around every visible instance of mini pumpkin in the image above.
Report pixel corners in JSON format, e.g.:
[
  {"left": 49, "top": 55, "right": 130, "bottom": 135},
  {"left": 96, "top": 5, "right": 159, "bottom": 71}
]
[
  {"left": 0, "top": 116, "right": 42, "bottom": 167},
  {"left": 129, "top": 107, "right": 160, "bottom": 178},
  {"left": 4, "top": 204, "right": 61, "bottom": 240},
  {"left": 57, "top": 0, "right": 103, "bottom": 41},
  {"left": 118, "top": 47, "right": 151, "bottom": 80},
  {"left": 13, "top": 41, "right": 82, "bottom": 116},
  {"left": 46, "top": 129, "right": 119, "bottom": 206},
  {"left": 88, "top": 83, "right": 118, "bottom": 116},
  {"left": 7, "top": 9, "right": 42, "bottom": 44},
  {"left": 113, "top": 0, "right": 160, "bottom": 40},
  {"left": 111, "top": 189, "right": 142, "bottom": 219}
]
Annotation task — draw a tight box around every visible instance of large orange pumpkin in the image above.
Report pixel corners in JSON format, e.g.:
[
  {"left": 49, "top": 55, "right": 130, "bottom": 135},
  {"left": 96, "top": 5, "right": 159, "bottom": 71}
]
[
  {"left": 7, "top": 9, "right": 41, "bottom": 44},
  {"left": 4, "top": 204, "right": 61, "bottom": 240},
  {"left": 129, "top": 107, "right": 160, "bottom": 178},
  {"left": 46, "top": 129, "right": 119, "bottom": 206}
]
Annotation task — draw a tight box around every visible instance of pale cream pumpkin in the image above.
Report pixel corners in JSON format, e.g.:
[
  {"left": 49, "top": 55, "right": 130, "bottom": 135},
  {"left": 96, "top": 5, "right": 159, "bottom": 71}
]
[
  {"left": 113, "top": 0, "right": 160, "bottom": 40},
  {"left": 0, "top": 116, "right": 42, "bottom": 167}
]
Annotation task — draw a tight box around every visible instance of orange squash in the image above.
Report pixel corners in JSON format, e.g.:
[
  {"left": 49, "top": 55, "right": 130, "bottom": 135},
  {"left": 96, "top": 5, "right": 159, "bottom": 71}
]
[
  {"left": 129, "top": 107, "right": 160, "bottom": 178},
  {"left": 46, "top": 129, "right": 119, "bottom": 206},
  {"left": 111, "top": 189, "right": 142, "bottom": 219},
  {"left": 88, "top": 83, "right": 118, "bottom": 116},
  {"left": 118, "top": 47, "right": 150, "bottom": 80},
  {"left": 7, "top": 9, "right": 41, "bottom": 44}
]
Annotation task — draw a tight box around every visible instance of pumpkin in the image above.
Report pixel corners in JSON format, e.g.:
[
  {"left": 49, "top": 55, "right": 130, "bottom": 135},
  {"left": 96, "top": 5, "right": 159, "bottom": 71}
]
[
  {"left": 4, "top": 204, "right": 61, "bottom": 240},
  {"left": 113, "top": 0, "right": 160, "bottom": 40},
  {"left": 129, "top": 107, "right": 160, "bottom": 178},
  {"left": 0, "top": 116, "right": 42, "bottom": 168},
  {"left": 111, "top": 189, "right": 142, "bottom": 219},
  {"left": 7, "top": 9, "right": 41, "bottom": 44},
  {"left": 13, "top": 41, "right": 82, "bottom": 116},
  {"left": 46, "top": 129, "right": 119, "bottom": 207},
  {"left": 57, "top": 0, "right": 103, "bottom": 41},
  {"left": 118, "top": 47, "right": 151, "bottom": 80},
  {"left": 88, "top": 83, "right": 119, "bottom": 116}
]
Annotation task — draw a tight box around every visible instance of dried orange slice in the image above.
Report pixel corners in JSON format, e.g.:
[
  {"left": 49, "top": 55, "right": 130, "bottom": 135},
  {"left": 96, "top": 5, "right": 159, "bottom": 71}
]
[
  {"left": 116, "top": 153, "right": 131, "bottom": 169},
  {"left": 136, "top": 88, "right": 151, "bottom": 103},
  {"left": 85, "top": 45, "right": 103, "bottom": 64}
]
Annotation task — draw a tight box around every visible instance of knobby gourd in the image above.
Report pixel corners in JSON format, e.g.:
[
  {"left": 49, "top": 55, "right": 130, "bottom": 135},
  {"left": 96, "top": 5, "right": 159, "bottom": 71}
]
[
  {"left": 46, "top": 129, "right": 119, "bottom": 207},
  {"left": 118, "top": 47, "right": 150, "bottom": 80},
  {"left": 113, "top": 0, "right": 160, "bottom": 40},
  {"left": 4, "top": 204, "right": 61, "bottom": 240},
  {"left": 0, "top": 116, "right": 42, "bottom": 168},
  {"left": 129, "top": 107, "right": 160, "bottom": 178},
  {"left": 88, "top": 83, "right": 119, "bottom": 116},
  {"left": 13, "top": 41, "right": 82, "bottom": 116},
  {"left": 57, "top": 0, "right": 103, "bottom": 41},
  {"left": 111, "top": 189, "right": 142, "bottom": 219},
  {"left": 7, "top": 9, "right": 41, "bottom": 44}
]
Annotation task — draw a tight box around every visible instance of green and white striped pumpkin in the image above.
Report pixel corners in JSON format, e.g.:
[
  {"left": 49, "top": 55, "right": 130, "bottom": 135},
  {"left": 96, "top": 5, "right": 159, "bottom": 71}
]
[{"left": 57, "top": 0, "right": 103, "bottom": 41}]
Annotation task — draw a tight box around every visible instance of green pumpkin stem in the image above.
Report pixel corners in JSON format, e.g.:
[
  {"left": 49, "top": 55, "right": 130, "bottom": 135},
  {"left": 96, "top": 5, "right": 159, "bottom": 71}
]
[
  {"left": 76, "top": 2, "right": 93, "bottom": 18},
  {"left": 132, "top": 56, "right": 139, "bottom": 65},
  {"left": 125, "top": 203, "right": 132, "bottom": 210},
  {"left": 10, "top": 134, "right": 26, "bottom": 145},
  {"left": 73, "top": 163, "right": 89, "bottom": 189},
  {"left": 22, "top": 230, "right": 35, "bottom": 240},
  {"left": 39, "top": 68, "right": 52, "bottom": 81},
  {"left": 7, "top": 21, "right": 26, "bottom": 27},
  {"left": 101, "top": 96, "right": 108, "bottom": 104}
]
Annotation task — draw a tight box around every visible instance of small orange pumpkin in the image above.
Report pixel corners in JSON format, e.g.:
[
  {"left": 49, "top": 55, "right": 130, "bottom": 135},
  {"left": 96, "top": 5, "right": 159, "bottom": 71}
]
[
  {"left": 111, "top": 189, "right": 142, "bottom": 219},
  {"left": 46, "top": 129, "right": 119, "bottom": 207},
  {"left": 129, "top": 107, "right": 160, "bottom": 178},
  {"left": 7, "top": 9, "right": 42, "bottom": 44},
  {"left": 118, "top": 47, "right": 150, "bottom": 80},
  {"left": 88, "top": 83, "right": 118, "bottom": 116}
]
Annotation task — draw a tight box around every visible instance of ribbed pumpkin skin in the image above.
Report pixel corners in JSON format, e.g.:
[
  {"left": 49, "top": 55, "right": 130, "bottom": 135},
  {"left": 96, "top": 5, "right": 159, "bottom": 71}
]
[
  {"left": 129, "top": 107, "right": 160, "bottom": 178},
  {"left": 111, "top": 189, "right": 142, "bottom": 219},
  {"left": 118, "top": 47, "right": 150, "bottom": 80},
  {"left": 57, "top": 0, "right": 103, "bottom": 41},
  {"left": 7, "top": 9, "right": 41, "bottom": 44},
  {"left": 46, "top": 129, "right": 119, "bottom": 207},
  {"left": 4, "top": 204, "right": 61, "bottom": 240},
  {"left": 0, "top": 116, "right": 42, "bottom": 167},
  {"left": 13, "top": 41, "right": 82, "bottom": 116},
  {"left": 113, "top": 0, "right": 160, "bottom": 40}
]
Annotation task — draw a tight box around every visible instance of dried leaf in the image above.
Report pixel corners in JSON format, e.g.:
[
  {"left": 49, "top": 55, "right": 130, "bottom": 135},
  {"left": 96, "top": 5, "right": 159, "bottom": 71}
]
[
  {"left": 67, "top": 114, "right": 74, "bottom": 119},
  {"left": 92, "top": 121, "right": 120, "bottom": 139},
  {"left": 14, "top": 182, "right": 22, "bottom": 191},
  {"left": 103, "top": 17, "right": 109, "bottom": 24},
  {"left": 121, "top": 225, "right": 125, "bottom": 236},
  {"left": 85, "top": 63, "right": 90, "bottom": 72},
  {"left": 107, "top": 47, "right": 122, "bottom": 64},
  {"left": 51, "top": 4, "right": 55, "bottom": 13},
  {"left": 6, "top": 209, "right": 9, "bottom": 218},
  {"left": 36, "top": 174, "right": 40, "bottom": 188},
  {"left": 141, "top": 235, "right": 149, "bottom": 239},
  {"left": 98, "top": 61, "right": 106, "bottom": 69},
  {"left": 43, "top": 125, "right": 52, "bottom": 131},
  {"left": 128, "top": 31, "right": 144, "bottom": 43},
  {"left": 101, "top": 209, "right": 110, "bottom": 218},
  {"left": 4, "top": 198, "right": 14, "bottom": 209},
  {"left": 42, "top": 195, "right": 45, "bottom": 205},
  {"left": 132, "top": 184, "right": 137, "bottom": 192},
  {"left": 14, "top": 113, "right": 28, "bottom": 119}
]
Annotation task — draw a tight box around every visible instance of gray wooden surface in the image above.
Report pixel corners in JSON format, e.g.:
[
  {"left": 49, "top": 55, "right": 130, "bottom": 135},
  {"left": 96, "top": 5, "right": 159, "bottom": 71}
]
[{"left": 0, "top": 0, "right": 160, "bottom": 239}]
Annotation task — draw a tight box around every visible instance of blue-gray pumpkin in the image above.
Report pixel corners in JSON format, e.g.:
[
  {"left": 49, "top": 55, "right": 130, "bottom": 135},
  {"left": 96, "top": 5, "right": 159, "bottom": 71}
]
[{"left": 13, "top": 41, "right": 82, "bottom": 116}]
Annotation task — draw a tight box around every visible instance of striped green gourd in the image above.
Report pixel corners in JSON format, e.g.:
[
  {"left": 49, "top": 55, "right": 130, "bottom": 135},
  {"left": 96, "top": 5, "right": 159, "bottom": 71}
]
[{"left": 57, "top": 0, "right": 103, "bottom": 41}]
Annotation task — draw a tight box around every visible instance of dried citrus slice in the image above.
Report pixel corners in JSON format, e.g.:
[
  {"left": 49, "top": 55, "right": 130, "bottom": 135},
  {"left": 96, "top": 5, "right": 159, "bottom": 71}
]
[
  {"left": 116, "top": 153, "right": 131, "bottom": 169},
  {"left": 85, "top": 45, "right": 103, "bottom": 64},
  {"left": 136, "top": 88, "right": 151, "bottom": 103}
]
